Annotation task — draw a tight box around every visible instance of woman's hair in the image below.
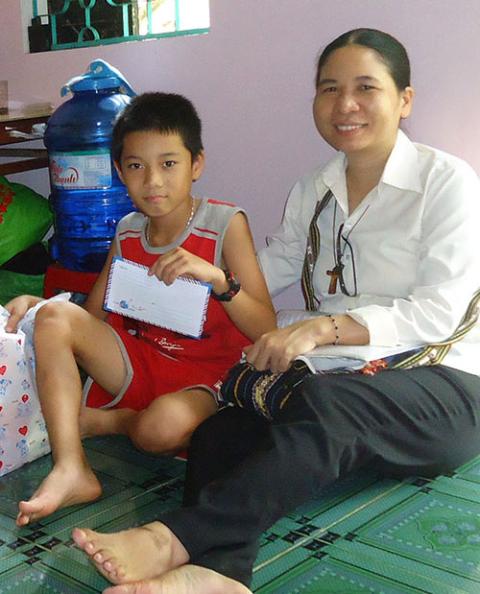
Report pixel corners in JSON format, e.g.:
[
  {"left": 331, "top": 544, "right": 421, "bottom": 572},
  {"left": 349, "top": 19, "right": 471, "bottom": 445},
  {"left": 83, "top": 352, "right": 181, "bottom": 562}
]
[{"left": 315, "top": 28, "right": 411, "bottom": 91}]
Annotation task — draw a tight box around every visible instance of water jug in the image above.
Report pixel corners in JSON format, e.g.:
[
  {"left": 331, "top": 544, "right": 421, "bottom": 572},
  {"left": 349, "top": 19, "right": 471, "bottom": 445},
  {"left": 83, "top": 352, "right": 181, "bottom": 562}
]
[{"left": 44, "top": 60, "right": 136, "bottom": 272}]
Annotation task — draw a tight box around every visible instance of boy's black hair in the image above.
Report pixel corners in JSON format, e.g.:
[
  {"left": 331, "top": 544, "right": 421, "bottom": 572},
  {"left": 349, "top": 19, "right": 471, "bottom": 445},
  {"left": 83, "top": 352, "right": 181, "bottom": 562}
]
[{"left": 112, "top": 92, "right": 203, "bottom": 163}]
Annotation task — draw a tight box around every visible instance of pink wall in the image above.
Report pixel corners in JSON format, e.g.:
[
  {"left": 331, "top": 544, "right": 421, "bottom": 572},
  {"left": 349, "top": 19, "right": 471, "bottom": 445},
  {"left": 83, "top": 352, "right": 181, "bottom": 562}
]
[{"left": 2, "top": 1, "right": 480, "bottom": 306}]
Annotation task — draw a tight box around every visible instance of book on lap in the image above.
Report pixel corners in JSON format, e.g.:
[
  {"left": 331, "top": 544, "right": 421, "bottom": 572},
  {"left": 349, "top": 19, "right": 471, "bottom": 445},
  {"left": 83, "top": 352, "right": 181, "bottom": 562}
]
[{"left": 104, "top": 257, "right": 211, "bottom": 338}]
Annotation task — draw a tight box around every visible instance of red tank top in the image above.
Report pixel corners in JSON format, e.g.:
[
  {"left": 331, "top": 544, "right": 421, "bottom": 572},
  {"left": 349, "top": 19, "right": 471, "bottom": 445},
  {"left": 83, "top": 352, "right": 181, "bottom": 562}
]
[{"left": 107, "top": 198, "right": 251, "bottom": 376}]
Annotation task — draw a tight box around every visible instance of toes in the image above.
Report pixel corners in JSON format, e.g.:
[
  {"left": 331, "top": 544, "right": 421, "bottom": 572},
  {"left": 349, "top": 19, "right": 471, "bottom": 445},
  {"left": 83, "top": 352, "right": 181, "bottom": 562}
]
[
  {"left": 18, "top": 499, "right": 46, "bottom": 523},
  {"left": 71, "top": 527, "right": 123, "bottom": 580},
  {"left": 72, "top": 528, "right": 102, "bottom": 558},
  {"left": 111, "top": 564, "right": 126, "bottom": 581},
  {"left": 16, "top": 513, "right": 29, "bottom": 527},
  {"left": 85, "top": 542, "right": 96, "bottom": 554},
  {"left": 90, "top": 558, "right": 116, "bottom": 582},
  {"left": 18, "top": 502, "right": 31, "bottom": 517},
  {"left": 19, "top": 499, "right": 39, "bottom": 513},
  {"left": 89, "top": 551, "right": 123, "bottom": 582},
  {"left": 72, "top": 528, "right": 89, "bottom": 547},
  {"left": 101, "top": 557, "right": 125, "bottom": 580},
  {"left": 16, "top": 506, "right": 35, "bottom": 526},
  {"left": 94, "top": 551, "right": 106, "bottom": 563},
  {"left": 94, "top": 558, "right": 130, "bottom": 585}
]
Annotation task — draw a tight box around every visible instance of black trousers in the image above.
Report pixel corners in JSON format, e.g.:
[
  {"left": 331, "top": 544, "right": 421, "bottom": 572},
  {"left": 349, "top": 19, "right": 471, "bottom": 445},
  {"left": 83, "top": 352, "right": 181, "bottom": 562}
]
[{"left": 161, "top": 365, "right": 480, "bottom": 585}]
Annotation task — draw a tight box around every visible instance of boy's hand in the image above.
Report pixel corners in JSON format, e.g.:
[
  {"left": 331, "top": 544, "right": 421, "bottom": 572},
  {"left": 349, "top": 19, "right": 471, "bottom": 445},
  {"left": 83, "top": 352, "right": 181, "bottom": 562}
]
[
  {"left": 148, "top": 247, "right": 225, "bottom": 291},
  {"left": 4, "top": 295, "right": 43, "bottom": 333}
]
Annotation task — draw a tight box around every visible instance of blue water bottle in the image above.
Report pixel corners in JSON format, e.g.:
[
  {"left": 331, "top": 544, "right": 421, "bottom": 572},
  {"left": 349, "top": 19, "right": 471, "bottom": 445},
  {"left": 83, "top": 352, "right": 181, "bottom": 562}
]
[{"left": 44, "top": 60, "right": 136, "bottom": 272}]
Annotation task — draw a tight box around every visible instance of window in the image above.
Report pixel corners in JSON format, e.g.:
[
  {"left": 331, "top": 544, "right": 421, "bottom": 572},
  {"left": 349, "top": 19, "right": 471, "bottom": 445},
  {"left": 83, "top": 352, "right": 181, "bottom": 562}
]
[{"left": 24, "top": 0, "right": 210, "bottom": 53}]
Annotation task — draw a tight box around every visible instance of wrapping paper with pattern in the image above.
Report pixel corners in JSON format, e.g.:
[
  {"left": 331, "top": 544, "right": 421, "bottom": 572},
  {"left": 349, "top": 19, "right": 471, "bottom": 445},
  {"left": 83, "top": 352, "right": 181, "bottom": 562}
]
[{"left": 0, "top": 294, "right": 70, "bottom": 476}]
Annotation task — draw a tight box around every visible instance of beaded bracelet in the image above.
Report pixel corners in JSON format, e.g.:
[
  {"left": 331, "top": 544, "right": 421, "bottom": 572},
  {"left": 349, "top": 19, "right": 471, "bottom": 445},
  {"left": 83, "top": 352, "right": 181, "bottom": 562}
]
[{"left": 328, "top": 314, "right": 340, "bottom": 345}]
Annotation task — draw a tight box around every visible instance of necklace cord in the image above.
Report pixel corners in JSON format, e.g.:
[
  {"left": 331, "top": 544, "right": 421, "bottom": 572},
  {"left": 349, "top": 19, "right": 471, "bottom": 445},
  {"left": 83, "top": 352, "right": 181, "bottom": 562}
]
[
  {"left": 146, "top": 198, "right": 196, "bottom": 246},
  {"left": 332, "top": 200, "right": 370, "bottom": 296}
]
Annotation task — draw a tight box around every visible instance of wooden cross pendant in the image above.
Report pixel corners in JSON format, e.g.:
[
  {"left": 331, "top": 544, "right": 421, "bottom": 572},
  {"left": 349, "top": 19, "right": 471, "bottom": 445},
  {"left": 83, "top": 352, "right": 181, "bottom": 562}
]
[{"left": 326, "top": 265, "right": 343, "bottom": 294}]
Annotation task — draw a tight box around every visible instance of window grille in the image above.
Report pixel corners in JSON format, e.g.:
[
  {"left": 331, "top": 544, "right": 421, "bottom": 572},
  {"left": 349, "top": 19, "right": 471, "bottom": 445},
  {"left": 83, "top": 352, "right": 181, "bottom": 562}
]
[{"left": 26, "top": 0, "right": 209, "bottom": 53}]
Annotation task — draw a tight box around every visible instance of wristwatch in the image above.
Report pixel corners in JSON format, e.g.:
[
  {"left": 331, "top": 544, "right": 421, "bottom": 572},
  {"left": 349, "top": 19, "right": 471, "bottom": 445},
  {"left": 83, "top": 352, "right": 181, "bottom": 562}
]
[{"left": 212, "top": 269, "right": 241, "bottom": 301}]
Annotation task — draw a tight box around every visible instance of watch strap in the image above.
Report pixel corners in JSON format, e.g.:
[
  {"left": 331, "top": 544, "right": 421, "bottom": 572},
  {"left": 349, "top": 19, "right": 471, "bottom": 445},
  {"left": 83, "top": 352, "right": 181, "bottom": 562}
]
[{"left": 212, "top": 269, "right": 241, "bottom": 302}]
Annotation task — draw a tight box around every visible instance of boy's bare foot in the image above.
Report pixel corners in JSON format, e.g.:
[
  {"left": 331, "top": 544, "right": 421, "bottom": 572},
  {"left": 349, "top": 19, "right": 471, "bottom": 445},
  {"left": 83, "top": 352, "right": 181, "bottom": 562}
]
[
  {"left": 102, "top": 564, "right": 252, "bottom": 594},
  {"left": 80, "top": 406, "right": 136, "bottom": 439},
  {"left": 72, "top": 522, "right": 189, "bottom": 584},
  {"left": 16, "top": 463, "right": 102, "bottom": 526}
]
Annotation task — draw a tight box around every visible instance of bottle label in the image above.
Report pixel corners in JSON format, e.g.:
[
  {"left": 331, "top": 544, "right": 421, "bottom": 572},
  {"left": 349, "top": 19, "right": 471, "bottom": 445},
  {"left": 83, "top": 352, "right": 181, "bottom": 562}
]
[{"left": 49, "top": 150, "right": 112, "bottom": 189}]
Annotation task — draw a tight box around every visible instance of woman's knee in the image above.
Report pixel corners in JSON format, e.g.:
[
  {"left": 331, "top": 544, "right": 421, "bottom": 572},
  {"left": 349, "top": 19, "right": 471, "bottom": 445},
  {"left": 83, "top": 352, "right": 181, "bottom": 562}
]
[
  {"left": 191, "top": 407, "right": 264, "bottom": 450},
  {"left": 285, "top": 374, "right": 358, "bottom": 421}
]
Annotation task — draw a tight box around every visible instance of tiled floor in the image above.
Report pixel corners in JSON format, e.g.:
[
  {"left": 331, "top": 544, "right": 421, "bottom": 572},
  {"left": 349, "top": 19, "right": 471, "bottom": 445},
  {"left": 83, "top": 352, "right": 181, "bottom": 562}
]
[{"left": 1, "top": 435, "right": 480, "bottom": 593}]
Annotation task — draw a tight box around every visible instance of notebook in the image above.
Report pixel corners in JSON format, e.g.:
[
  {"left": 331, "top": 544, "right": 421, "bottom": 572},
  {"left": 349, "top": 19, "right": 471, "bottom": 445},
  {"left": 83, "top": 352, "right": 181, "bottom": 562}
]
[{"left": 104, "top": 257, "right": 211, "bottom": 338}]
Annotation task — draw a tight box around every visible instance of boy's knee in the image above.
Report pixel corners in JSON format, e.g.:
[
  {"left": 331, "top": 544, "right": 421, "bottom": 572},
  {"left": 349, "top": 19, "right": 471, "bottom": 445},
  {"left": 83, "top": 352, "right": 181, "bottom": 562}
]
[
  {"left": 129, "top": 408, "right": 190, "bottom": 454},
  {"left": 34, "top": 301, "right": 84, "bottom": 349},
  {"left": 35, "top": 301, "right": 75, "bottom": 326},
  {"left": 34, "top": 301, "right": 70, "bottom": 333}
]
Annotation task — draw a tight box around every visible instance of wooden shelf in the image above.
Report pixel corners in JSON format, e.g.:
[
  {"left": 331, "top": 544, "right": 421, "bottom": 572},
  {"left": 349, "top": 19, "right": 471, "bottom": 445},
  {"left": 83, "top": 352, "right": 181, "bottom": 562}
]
[
  {"left": 0, "top": 156, "right": 49, "bottom": 175},
  {"left": 0, "top": 109, "right": 51, "bottom": 176}
]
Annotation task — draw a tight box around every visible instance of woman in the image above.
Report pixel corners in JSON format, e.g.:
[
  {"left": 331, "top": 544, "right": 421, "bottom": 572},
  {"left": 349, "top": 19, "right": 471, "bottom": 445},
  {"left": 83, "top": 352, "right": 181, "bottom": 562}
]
[{"left": 71, "top": 29, "right": 480, "bottom": 594}]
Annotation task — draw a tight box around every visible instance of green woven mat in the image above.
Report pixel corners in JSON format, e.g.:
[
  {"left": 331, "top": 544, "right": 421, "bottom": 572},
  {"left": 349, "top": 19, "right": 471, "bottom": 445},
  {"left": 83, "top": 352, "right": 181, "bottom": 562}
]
[{"left": 1, "top": 436, "right": 480, "bottom": 594}]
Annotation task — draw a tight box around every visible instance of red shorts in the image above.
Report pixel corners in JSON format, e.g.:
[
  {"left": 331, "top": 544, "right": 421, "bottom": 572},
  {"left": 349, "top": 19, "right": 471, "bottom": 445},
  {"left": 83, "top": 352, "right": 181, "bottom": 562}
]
[{"left": 82, "top": 327, "right": 220, "bottom": 411}]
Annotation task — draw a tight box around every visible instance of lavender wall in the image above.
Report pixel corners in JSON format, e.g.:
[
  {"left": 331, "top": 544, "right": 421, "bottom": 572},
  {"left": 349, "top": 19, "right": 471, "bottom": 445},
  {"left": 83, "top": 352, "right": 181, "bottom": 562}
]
[{"left": 2, "top": 1, "right": 480, "bottom": 306}]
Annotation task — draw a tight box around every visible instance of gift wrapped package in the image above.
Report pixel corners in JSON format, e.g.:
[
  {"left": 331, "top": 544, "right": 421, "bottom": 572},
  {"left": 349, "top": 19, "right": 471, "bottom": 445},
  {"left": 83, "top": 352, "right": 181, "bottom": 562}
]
[{"left": 0, "top": 302, "right": 55, "bottom": 476}]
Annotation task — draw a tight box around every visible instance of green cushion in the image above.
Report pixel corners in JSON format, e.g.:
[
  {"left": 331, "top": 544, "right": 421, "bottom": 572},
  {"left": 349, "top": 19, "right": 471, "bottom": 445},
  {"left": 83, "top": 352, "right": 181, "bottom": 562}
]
[
  {"left": 0, "top": 176, "right": 53, "bottom": 266},
  {"left": 0, "top": 269, "right": 44, "bottom": 306}
]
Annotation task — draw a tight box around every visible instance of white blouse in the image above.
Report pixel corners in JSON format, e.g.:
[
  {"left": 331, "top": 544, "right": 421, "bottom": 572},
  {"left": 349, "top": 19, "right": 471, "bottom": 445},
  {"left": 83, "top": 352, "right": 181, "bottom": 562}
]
[{"left": 258, "top": 130, "right": 480, "bottom": 375}]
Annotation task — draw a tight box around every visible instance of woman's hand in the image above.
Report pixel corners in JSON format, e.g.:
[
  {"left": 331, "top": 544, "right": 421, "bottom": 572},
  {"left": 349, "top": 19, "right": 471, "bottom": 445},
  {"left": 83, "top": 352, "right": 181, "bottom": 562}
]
[
  {"left": 244, "top": 318, "right": 331, "bottom": 372},
  {"left": 244, "top": 314, "right": 370, "bottom": 372},
  {"left": 4, "top": 295, "right": 43, "bottom": 333},
  {"left": 148, "top": 247, "right": 225, "bottom": 292}
]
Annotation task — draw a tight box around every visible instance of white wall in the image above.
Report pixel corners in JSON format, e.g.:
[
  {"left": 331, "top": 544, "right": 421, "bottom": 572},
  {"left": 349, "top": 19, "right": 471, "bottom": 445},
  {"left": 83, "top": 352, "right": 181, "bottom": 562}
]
[{"left": 2, "top": 0, "right": 480, "bottom": 307}]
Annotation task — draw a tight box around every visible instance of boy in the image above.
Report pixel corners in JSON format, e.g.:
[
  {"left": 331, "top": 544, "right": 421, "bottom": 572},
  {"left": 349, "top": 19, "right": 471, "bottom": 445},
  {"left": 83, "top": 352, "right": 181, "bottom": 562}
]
[{"left": 6, "top": 93, "right": 275, "bottom": 526}]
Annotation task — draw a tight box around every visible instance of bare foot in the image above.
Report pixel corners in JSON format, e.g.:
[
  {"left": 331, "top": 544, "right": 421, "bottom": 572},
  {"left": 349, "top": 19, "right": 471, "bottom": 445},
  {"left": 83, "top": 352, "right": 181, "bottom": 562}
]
[
  {"left": 72, "top": 522, "right": 189, "bottom": 584},
  {"left": 16, "top": 463, "right": 102, "bottom": 526},
  {"left": 102, "top": 564, "right": 252, "bottom": 594},
  {"left": 80, "top": 406, "right": 136, "bottom": 439}
]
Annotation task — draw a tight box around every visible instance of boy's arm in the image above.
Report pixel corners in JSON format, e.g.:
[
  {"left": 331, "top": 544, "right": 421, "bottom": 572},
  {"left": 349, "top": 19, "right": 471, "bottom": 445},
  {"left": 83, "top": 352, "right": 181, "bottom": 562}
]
[
  {"left": 148, "top": 212, "right": 276, "bottom": 341},
  {"left": 83, "top": 242, "right": 117, "bottom": 320},
  {"left": 219, "top": 212, "right": 276, "bottom": 341}
]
